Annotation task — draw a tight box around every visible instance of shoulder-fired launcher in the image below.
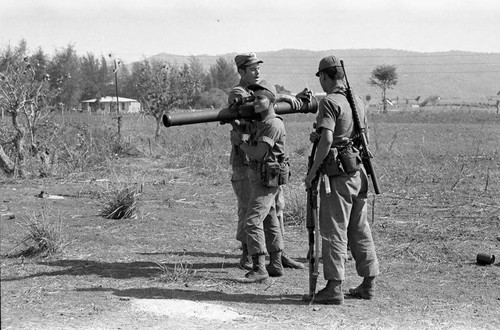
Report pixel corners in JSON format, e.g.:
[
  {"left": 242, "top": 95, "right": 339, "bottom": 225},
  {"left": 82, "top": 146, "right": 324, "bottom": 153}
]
[{"left": 162, "top": 96, "right": 318, "bottom": 127}]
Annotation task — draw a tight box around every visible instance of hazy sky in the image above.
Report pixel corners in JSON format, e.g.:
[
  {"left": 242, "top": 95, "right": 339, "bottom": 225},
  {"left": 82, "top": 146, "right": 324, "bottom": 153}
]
[{"left": 1, "top": 0, "right": 499, "bottom": 62}]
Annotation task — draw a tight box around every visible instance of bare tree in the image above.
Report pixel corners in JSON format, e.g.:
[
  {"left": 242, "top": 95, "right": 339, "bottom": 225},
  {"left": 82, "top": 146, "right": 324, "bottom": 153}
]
[
  {"left": 0, "top": 43, "right": 63, "bottom": 176},
  {"left": 369, "top": 65, "right": 398, "bottom": 113}
]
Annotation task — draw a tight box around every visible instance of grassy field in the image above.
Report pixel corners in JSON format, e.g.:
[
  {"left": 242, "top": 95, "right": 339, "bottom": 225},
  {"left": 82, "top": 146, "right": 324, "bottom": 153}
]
[{"left": 1, "top": 106, "right": 499, "bottom": 329}]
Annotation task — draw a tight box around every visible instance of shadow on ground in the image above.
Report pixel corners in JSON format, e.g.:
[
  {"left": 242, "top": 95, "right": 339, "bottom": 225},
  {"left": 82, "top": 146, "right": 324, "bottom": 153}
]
[
  {"left": 1, "top": 257, "right": 242, "bottom": 281},
  {"left": 76, "top": 286, "right": 304, "bottom": 306}
]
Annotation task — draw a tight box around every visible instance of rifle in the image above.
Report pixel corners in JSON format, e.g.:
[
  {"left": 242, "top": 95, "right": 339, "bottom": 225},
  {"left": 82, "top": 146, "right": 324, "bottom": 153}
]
[
  {"left": 340, "top": 60, "right": 381, "bottom": 195},
  {"left": 162, "top": 95, "right": 318, "bottom": 127},
  {"left": 304, "top": 139, "right": 321, "bottom": 302}
]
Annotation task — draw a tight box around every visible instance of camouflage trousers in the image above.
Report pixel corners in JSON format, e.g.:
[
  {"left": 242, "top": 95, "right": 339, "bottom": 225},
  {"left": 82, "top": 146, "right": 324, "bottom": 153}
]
[{"left": 319, "top": 168, "right": 380, "bottom": 281}]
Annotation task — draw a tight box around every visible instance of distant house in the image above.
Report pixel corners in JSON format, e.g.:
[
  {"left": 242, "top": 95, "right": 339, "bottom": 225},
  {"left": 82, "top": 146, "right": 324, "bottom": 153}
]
[{"left": 80, "top": 96, "right": 141, "bottom": 114}]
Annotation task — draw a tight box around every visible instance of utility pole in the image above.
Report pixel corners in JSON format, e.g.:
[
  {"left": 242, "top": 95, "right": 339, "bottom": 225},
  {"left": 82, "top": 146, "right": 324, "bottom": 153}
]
[{"left": 109, "top": 54, "right": 122, "bottom": 141}]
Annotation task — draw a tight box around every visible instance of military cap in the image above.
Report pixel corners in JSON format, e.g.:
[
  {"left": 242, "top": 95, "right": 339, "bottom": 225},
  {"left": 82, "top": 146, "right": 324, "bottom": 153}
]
[
  {"left": 247, "top": 80, "right": 276, "bottom": 97},
  {"left": 316, "top": 55, "right": 342, "bottom": 76},
  {"left": 234, "top": 53, "right": 263, "bottom": 69}
]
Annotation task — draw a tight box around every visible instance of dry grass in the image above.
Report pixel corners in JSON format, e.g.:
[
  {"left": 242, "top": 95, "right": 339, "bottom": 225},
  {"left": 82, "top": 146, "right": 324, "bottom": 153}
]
[
  {"left": 100, "top": 186, "right": 141, "bottom": 219},
  {"left": 155, "top": 254, "right": 197, "bottom": 283},
  {"left": 5, "top": 210, "right": 65, "bottom": 258},
  {"left": 1, "top": 106, "right": 499, "bottom": 328}
]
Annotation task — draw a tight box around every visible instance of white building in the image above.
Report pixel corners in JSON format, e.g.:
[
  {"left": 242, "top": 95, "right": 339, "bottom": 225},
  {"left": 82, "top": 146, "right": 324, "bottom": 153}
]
[{"left": 80, "top": 96, "right": 141, "bottom": 114}]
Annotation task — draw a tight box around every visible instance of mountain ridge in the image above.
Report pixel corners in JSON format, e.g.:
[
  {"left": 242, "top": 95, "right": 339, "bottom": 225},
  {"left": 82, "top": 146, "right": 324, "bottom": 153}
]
[{"left": 146, "top": 49, "right": 500, "bottom": 102}]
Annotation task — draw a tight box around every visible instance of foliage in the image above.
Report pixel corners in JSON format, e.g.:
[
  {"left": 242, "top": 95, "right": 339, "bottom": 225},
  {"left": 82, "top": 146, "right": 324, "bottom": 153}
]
[
  {"left": 419, "top": 95, "right": 440, "bottom": 107},
  {"left": 45, "top": 120, "right": 121, "bottom": 174},
  {"left": 187, "top": 56, "right": 207, "bottom": 100},
  {"left": 0, "top": 42, "right": 65, "bottom": 176},
  {"left": 134, "top": 60, "right": 195, "bottom": 139},
  {"left": 207, "top": 57, "right": 239, "bottom": 92},
  {"left": 47, "top": 44, "right": 81, "bottom": 109},
  {"left": 193, "top": 88, "right": 228, "bottom": 109},
  {"left": 369, "top": 64, "right": 398, "bottom": 113},
  {"left": 79, "top": 53, "right": 108, "bottom": 101}
]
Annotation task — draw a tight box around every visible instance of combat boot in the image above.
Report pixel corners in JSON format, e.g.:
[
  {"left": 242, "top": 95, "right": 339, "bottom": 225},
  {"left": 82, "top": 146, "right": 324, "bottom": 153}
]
[
  {"left": 235, "top": 254, "right": 269, "bottom": 283},
  {"left": 267, "top": 251, "right": 284, "bottom": 277},
  {"left": 239, "top": 244, "right": 252, "bottom": 270},
  {"left": 348, "top": 276, "right": 375, "bottom": 300},
  {"left": 282, "top": 252, "right": 305, "bottom": 269},
  {"left": 302, "top": 280, "right": 344, "bottom": 305}
]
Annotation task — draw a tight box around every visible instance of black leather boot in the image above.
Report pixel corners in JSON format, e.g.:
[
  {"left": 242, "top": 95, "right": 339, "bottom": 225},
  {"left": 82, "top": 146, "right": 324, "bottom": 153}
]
[
  {"left": 281, "top": 252, "right": 305, "bottom": 269},
  {"left": 303, "top": 280, "right": 344, "bottom": 305},
  {"left": 239, "top": 244, "right": 252, "bottom": 270},
  {"left": 235, "top": 254, "right": 269, "bottom": 283},
  {"left": 267, "top": 251, "right": 284, "bottom": 277},
  {"left": 349, "top": 276, "right": 375, "bottom": 300}
]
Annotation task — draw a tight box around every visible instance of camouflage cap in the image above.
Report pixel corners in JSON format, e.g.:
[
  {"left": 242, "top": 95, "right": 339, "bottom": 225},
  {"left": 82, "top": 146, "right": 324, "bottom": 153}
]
[
  {"left": 316, "top": 55, "right": 342, "bottom": 77},
  {"left": 247, "top": 80, "right": 276, "bottom": 97},
  {"left": 234, "top": 53, "right": 263, "bottom": 69}
]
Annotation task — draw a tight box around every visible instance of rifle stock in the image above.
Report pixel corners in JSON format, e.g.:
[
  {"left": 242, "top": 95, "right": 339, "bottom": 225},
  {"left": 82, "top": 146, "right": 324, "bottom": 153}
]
[
  {"left": 163, "top": 96, "right": 318, "bottom": 127},
  {"left": 340, "top": 60, "right": 381, "bottom": 195},
  {"left": 306, "top": 141, "right": 320, "bottom": 300}
]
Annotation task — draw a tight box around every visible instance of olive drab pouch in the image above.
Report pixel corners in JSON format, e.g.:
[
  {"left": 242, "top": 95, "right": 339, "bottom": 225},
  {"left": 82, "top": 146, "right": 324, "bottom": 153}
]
[
  {"left": 261, "top": 162, "right": 291, "bottom": 187},
  {"left": 321, "top": 149, "right": 344, "bottom": 177},
  {"left": 337, "top": 146, "right": 361, "bottom": 173}
]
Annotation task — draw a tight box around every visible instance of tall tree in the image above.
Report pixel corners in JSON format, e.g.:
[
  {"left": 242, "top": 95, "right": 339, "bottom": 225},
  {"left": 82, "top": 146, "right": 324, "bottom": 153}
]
[
  {"left": 208, "top": 57, "right": 238, "bottom": 92},
  {"left": 47, "top": 44, "right": 81, "bottom": 110},
  {"left": 117, "top": 62, "right": 136, "bottom": 100},
  {"left": 135, "top": 60, "right": 194, "bottom": 139},
  {"left": 80, "top": 52, "right": 101, "bottom": 101},
  {"left": 368, "top": 64, "right": 398, "bottom": 113},
  {"left": 188, "top": 56, "right": 207, "bottom": 98}
]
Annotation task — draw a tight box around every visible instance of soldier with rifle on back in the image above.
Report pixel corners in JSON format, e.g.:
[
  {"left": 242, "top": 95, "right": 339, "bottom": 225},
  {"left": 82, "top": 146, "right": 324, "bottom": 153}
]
[{"left": 303, "top": 55, "right": 380, "bottom": 304}]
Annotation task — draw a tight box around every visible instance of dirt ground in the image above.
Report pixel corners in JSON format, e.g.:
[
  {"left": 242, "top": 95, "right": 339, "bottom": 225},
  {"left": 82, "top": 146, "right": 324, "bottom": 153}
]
[{"left": 1, "top": 155, "right": 499, "bottom": 330}]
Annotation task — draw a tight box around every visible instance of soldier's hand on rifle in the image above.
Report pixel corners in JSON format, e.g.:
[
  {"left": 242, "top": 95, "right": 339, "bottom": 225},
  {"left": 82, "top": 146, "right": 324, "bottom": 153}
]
[
  {"left": 309, "top": 131, "right": 320, "bottom": 143},
  {"left": 304, "top": 171, "right": 315, "bottom": 189},
  {"left": 230, "top": 130, "right": 243, "bottom": 146}
]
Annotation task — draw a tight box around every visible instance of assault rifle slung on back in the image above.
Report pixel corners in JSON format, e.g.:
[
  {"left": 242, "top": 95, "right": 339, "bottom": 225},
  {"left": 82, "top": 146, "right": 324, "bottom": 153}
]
[{"left": 340, "top": 60, "right": 381, "bottom": 195}]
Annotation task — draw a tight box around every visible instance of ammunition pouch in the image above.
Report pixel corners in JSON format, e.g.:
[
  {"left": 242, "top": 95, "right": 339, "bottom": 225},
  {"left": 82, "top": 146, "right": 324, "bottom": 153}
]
[
  {"left": 251, "top": 161, "right": 290, "bottom": 187},
  {"left": 321, "top": 145, "right": 361, "bottom": 177}
]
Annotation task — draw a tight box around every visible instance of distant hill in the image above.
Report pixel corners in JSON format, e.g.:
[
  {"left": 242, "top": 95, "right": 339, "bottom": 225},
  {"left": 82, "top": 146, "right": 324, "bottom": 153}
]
[{"left": 146, "top": 49, "right": 500, "bottom": 103}]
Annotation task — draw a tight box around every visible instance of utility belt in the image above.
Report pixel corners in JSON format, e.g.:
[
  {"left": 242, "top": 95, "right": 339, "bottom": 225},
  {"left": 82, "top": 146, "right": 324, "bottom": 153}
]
[
  {"left": 320, "top": 144, "right": 361, "bottom": 177},
  {"left": 249, "top": 160, "right": 291, "bottom": 187}
]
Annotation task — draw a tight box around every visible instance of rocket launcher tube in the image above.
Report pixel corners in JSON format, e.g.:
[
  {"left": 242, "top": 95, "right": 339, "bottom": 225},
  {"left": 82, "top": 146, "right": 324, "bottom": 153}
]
[{"left": 162, "top": 96, "right": 318, "bottom": 127}]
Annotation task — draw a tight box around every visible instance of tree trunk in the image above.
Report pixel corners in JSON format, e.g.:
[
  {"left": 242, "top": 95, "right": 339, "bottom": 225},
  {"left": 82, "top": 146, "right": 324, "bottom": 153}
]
[
  {"left": 382, "top": 89, "right": 387, "bottom": 114},
  {"left": 11, "top": 113, "right": 27, "bottom": 176},
  {"left": 155, "top": 117, "right": 161, "bottom": 140},
  {"left": 0, "top": 145, "right": 15, "bottom": 174}
]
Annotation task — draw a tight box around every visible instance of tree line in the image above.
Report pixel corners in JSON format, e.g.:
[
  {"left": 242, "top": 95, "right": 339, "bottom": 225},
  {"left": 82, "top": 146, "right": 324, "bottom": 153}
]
[
  {"left": 0, "top": 39, "right": 399, "bottom": 177},
  {"left": 0, "top": 40, "right": 250, "bottom": 175},
  {"left": 1, "top": 39, "right": 245, "bottom": 113}
]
